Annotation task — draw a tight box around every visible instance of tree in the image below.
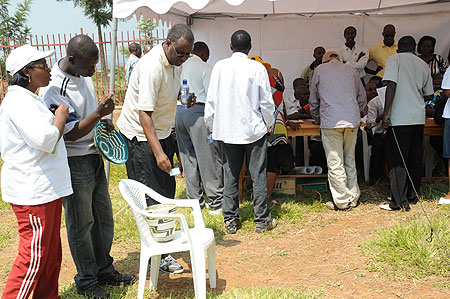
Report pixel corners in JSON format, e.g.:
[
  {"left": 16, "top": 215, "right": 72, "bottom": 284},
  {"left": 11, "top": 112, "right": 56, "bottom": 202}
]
[
  {"left": 0, "top": 0, "right": 32, "bottom": 45},
  {"left": 137, "top": 17, "right": 158, "bottom": 46},
  {"left": 0, "top": 0, "right": 32, "bottom": 80},
  {"left": 58, "top": 0, "right": 113, "bottom": 90}
]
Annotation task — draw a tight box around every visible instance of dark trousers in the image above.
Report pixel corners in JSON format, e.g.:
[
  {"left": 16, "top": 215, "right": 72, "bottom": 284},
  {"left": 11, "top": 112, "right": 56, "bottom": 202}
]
[
  {"left": 222, "top": 136, "right": 271, "bottom": 228},
  {"left": 385, "top": 125, "right": 424, "bottom": 209},
  {"left": 310, "top": 140, "right": 328, "bottom": 172},
  {"left": 123, "top": 134, "right": 176, "bottom": 206},
  {"left": 370, "top": 133, "right": 386, "bottom": 182}
]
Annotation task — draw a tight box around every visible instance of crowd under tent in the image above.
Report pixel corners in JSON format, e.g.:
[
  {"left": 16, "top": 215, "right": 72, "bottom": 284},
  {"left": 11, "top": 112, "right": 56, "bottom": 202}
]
[{"left": 111, "top": 0, "right": 450, "bottom": 95}]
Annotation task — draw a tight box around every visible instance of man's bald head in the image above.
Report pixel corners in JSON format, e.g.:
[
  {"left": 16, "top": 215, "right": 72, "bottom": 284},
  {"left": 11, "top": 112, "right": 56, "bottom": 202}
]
[
  {"left": 67, "top": 34, "right": 99, "bottom": 60},
  {"left": 398, "top": 36, "right": 416, "bottom": 53},
  {"left": 143, "top": 44, "right": 152, "bottom": 55},
  {"left": 65, "top": 35, "right": 99, "bottom": 77},
  {"left": 382, "top": 24, "right": 396, "bottom": 47}
]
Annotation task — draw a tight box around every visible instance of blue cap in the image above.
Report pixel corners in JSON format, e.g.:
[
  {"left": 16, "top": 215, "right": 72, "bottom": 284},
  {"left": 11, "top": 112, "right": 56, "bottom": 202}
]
[{"left": 183, "top": 79, "right": 187, "bottom": 84}]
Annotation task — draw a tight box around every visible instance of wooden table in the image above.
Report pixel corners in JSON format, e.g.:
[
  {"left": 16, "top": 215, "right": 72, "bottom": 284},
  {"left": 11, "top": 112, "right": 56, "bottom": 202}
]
[
  {"left": 287, "top": 118, "right": 444, "bottom": 181},
  {"left": 238, "top": 118, "right": 444, "bottom": 199}
]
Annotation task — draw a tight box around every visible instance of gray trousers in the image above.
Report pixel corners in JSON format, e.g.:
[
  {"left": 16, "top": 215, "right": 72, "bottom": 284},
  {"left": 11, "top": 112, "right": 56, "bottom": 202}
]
[
  {"left": 175, "top": 104, "right": 224, "bottom": 209},
  {"left": 222, "top": 136, "right": 271, "bottom": 228}
]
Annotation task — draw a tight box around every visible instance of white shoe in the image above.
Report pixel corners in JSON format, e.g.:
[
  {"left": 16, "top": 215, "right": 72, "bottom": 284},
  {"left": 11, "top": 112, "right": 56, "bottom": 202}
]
[
  {"left": 209, "top": 207, "right": 222, "bottom": 215},
  {"left": 380, "top": 204, "right": 394, "bottom": 211},
  {"left": 438, "top": 197, "right": 450, "bottom": 205}
]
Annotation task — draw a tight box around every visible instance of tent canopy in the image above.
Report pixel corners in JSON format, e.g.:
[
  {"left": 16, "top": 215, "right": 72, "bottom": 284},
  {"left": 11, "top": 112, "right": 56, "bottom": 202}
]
[
  {"left": 113, "top": 0, "right": 448, "bottom": 22},
  {"left": 111, "top": 0, "right": 450, "bottom": 96}
]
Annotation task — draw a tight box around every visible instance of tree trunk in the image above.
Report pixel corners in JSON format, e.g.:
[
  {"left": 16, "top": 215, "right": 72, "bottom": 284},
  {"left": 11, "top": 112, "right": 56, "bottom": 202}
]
[{"left": 97, "top": 24, "right": 109, "bottom": 95}]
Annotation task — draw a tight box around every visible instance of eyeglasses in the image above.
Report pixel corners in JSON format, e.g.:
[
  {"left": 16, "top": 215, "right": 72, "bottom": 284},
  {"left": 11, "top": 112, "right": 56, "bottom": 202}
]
[
  {"left": 31, "top": 63, "right": 50, "bottom": 70},
  {"left": 367, "top": 88, "right": 377, "bottom": 91},
  {"left": 170, "top": 42, "right": 192, "bottom": 58}
]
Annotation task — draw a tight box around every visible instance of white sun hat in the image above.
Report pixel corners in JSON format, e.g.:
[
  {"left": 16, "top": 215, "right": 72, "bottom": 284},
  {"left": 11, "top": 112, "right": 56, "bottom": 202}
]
[{"left": 6, "top": 44, "right": 55, "bottom": 75}]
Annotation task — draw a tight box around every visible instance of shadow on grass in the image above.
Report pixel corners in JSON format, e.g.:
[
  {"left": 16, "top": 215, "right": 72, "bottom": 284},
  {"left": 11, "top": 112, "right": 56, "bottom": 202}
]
[
  {"left": 358, "top": 178, "right": 449, "bottom": 205},
  {"left": 60, "top": 250, "right": 227, "bottom": 299}
]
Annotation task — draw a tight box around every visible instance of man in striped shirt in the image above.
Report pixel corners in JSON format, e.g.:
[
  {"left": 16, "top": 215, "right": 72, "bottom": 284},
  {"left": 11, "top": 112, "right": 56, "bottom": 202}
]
[{"left": 310, "top": 51, "right": 367, "bottom": 211}]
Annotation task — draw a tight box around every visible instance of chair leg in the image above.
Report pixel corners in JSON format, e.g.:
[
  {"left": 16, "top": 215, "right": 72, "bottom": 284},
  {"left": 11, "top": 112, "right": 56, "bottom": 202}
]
[
  {"left": 207, "top": 241, "right": 217, "bottom": 289},
  {"left": 190, "top": 249, "right": 207, "bottom": 299},
  {"left": 149, "top": 255, "right": 161, "bottom": 290},
  {"left": 138, "top": 251, "right": 151, "bottom": 299}
]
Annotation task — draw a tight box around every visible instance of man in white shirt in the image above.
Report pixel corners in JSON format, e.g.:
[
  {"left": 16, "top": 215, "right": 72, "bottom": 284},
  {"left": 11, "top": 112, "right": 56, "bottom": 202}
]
[
  {"left": 117, "top": 24, "right": 194, "bottom": 274},
  {"left": 337, "top": 26, "right": 369, "bottom": 82},
  {"left": 124, "top": 42, "right": 141, "bottom": 87},
  {"left": 175, "top": 42, "right": 223, "bottom": 214},
  {"left": 40, "top": 35, "right": 135, "bottom": 298},
  {"left": 310, "top": 51, "right": 367, "bottom": 211},
  {"left": 365, "top": 82, "right": 385, "bottom": 183},
  {"left": 204, "top": 30, "right": 276, "bottom": 234},
  {"left": 382, "top": 36, "right": 434, "bottom": 211}
]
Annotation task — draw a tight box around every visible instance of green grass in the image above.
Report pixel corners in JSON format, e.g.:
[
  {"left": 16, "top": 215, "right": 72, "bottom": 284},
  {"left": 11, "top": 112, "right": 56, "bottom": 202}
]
[
  {"left": 362, "top": 209, "right": 450, "bottom": 284},
  {"left": 60, "top": 283, "right": 321, "bottom": 299},
  {"left": 0, "top": 221, "right": 13, "bottom": 251}
]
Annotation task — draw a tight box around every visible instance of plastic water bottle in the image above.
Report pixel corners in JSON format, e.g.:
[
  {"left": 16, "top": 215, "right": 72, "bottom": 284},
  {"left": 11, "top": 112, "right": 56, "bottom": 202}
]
[{"left": 180, "top": 79, "right": 189, "bottom": 108}]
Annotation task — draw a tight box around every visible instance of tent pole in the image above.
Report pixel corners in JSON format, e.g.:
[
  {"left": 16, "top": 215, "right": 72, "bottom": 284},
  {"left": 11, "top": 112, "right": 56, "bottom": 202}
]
[{"left": 105, "top": 17, "right": 118, "bottom": 183}]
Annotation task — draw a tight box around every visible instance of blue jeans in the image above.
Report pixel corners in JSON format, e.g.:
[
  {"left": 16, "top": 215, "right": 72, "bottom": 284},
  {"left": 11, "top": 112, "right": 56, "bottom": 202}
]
[{"left": 64, "top": 154, "right": 115, "bottom": 290}]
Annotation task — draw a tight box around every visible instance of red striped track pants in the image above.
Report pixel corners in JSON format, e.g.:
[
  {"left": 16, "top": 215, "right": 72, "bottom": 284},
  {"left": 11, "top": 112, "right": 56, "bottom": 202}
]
[{"left": 2, "top": 198, "right": 62, "bottom": 299}]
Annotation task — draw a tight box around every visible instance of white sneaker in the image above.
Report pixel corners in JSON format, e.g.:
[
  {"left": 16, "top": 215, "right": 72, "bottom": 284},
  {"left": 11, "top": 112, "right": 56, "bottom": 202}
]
[
  {"left": 438, "top": 197, "right": 450, "bottom": 205},
  {"left": 380, "top": 204, "right": 394, "bottom": 211},
  {"left": 209, "top": 207, "right": 222, "bottom": 215}
]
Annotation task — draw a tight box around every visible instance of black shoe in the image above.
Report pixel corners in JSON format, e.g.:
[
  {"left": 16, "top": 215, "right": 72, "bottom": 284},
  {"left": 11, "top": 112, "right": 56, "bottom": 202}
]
[
  {"left": 77, "top": 284, "right": 110, "bottom": 299},
  {"left": 224, "top": 219, "right": 241, "bottom": 234},
  {"left": 255, "top": 218, "right": 277, "bottom": 233},
  {"left": 408, "top": 197, "right": 418, "bottom": 205},
  {"left": 98, "top": 270, "right": 136, "bottom": 286}
]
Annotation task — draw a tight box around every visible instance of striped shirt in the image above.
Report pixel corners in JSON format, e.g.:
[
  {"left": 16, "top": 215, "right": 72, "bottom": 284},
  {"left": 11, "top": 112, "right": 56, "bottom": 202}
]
[
  {"left": 40, "top": 59, "right": 99, "bottom": 157},
  {"left": 423, "top": 54, "right": 448, "bottom": 77},
  {"left": 309, "top": 59, "right": 367, "bottom": 129}
]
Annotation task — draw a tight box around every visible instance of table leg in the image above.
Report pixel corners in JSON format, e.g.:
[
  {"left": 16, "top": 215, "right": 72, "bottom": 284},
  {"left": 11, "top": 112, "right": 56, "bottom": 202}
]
[
  {"left": 303, "top": 136, "right": 309, "bottom": 166},
  {"left": 362, "top": 128, "right": 369, "bottom": 182}
]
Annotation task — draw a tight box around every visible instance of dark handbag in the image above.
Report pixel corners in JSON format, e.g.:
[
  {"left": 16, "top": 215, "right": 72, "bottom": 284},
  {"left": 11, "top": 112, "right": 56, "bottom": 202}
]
[{"left": 433, "top": 95, "right": 448, "bottom": 125}]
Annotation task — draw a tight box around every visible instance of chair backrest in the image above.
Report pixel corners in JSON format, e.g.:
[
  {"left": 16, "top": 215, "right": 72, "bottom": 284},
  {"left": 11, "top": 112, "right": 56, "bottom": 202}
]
[{"left": 119, "top": 179, "right": 161, "bottom": 246}]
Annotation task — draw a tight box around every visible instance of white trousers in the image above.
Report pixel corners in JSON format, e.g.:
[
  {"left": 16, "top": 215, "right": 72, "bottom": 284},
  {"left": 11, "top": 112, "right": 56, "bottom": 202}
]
[{"left": 321, "top": 128, "right": 360, "bottom": 209}]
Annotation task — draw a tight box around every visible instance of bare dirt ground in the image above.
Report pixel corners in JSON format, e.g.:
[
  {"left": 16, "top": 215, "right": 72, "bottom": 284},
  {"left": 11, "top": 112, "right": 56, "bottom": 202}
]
[{"left": 1, "top": 200, "right": 447, "bottom": 298}]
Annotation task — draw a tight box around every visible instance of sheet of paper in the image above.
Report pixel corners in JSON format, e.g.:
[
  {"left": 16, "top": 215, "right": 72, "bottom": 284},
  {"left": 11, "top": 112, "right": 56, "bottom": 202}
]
[{"left": 376, "top": 86, "right": 387, "bottom": 109}]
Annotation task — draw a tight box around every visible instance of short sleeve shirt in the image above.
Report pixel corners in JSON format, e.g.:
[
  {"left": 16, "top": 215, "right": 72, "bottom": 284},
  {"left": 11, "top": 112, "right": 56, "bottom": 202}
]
[
  {"left": 118, "top": 44, "right": 181, "bottom": 141},
  {"left": 369, "top": 41, "right": 398, "bottom": 77},
  {"left": 383, "top": 53, "right": 434, "bottom": 126}
]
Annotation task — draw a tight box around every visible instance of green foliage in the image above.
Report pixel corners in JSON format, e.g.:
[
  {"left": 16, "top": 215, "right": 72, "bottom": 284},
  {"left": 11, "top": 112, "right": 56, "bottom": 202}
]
[
  {"left": 59, "top": 0, "right": 112, "bottom": 27},
  {"left": 362, "top": 211, "right": 450, "bottom": 282},
  {"left": 136, "top": 17, "right": 157, "bottom": 45},
  {"left": 1, "top": 57, "right": 6, "bottom": 80},
  {"left": 0, "top": 0, "right": 32, "bottom": 45}
]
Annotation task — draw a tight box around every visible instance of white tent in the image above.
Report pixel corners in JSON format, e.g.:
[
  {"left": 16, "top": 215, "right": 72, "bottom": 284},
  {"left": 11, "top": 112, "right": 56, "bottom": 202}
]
[{"left": 110, "top": 0, "right": 450, "bottom": 98}]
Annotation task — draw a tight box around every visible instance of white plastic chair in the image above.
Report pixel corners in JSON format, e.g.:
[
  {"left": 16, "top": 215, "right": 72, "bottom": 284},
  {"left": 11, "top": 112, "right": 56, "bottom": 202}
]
[{"left": 118, "top": 179, "right": 216, "bottom": 299}]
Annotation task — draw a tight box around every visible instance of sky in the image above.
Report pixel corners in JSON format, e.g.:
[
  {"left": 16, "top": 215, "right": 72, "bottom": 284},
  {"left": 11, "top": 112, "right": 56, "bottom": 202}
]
[{"left": 8, "top": 0, "right": 141, "bottom": 36}]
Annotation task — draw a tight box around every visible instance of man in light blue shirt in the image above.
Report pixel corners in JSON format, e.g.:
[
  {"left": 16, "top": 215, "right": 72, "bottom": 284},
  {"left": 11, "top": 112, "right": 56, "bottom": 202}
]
[
  {"left": 124, "top": 42, "right": 141, "bottom": 87},
  {"left": 381, "top": 36, "right": 433, "bottom": 211}
]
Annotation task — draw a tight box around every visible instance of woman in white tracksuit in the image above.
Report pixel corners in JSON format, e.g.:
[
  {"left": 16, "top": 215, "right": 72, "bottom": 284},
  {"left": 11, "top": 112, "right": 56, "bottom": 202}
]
[{"left": 0, "top": 45, "right": 72, "bottom": 299}]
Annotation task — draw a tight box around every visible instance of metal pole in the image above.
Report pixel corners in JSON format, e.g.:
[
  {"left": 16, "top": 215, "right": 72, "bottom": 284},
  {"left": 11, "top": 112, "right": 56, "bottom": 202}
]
[{"left": 105, "top": 17, "right": 118, "bottom": 182}]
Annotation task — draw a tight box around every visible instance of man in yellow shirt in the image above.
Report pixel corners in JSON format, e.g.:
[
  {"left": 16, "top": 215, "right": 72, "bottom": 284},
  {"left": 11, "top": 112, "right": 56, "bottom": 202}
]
[{"left": 365, "top": 24, "right": 398, "bottom": 77}]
